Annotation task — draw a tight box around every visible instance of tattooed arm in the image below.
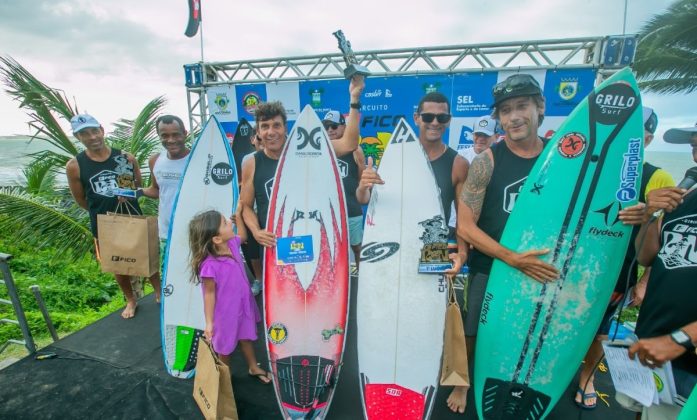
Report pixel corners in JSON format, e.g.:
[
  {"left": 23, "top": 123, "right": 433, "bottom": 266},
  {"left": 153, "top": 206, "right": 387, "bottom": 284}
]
[{"left": 457, "top": 150, "right": 558, "bottom": 282}]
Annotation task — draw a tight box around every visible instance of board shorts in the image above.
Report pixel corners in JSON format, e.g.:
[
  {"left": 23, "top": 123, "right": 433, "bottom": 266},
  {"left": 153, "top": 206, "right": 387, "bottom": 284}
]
[
  {"left": 348, "top": 215, "right": 364, "bottom": 247},
  {"left": 464, "top": 272, "right": 489, "bottom": 337},
  {"left": 241, "top": 233, "right": 261, "bottom": 261}
]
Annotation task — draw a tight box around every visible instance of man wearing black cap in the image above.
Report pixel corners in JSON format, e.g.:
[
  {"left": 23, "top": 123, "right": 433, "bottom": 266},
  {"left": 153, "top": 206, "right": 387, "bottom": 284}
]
[
  {"left": 455, "top": 74, "right": 559, "bottom": 410},
  {"left": 626, "top": 121, "right": 697, "bottom": 418},
  {"left": 322, "top": 109, "right": 366, "bottom": 273},
  {"left": 575, "top": 107, "right": 675, "bottom": 410}
]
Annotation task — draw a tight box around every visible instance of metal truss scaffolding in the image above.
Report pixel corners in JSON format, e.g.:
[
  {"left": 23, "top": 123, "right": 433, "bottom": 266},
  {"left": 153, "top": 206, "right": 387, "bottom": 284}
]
[{"left": 185, "top": 35, "right": 637, "bottom": 131}]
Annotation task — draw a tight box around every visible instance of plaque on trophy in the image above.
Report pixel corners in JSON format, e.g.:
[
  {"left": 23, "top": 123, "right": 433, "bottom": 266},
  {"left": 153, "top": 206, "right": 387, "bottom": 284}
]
[{"left": 333, "top": 30, "right": 371, "bottom": 79}]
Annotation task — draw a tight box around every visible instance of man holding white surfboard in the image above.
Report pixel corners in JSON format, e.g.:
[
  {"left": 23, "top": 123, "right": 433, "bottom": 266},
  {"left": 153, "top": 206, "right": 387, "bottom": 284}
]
[
  {"left": 240, "top": 76, "right": 365, "bottom": 253},
  {"left": 356, "top": 91, "right": 470, "bottom": 413}
]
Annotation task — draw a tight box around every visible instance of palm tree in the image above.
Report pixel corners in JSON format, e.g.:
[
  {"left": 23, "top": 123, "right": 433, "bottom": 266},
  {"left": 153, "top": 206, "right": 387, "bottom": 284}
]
[
  {"left": 0, "top": 56, "right": 166, "bottom": 261},
  {"left": 634, "top": 0, "right": 697, "bottom": 94}
]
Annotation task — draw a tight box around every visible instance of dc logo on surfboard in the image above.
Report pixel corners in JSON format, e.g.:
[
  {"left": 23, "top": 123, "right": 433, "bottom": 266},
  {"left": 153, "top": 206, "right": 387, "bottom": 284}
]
[
  {"left": 296, "top": 127, "right": 322, "bottom": 151},
  {"left": 592, "top": 82, "right": 638, "bottom": 125}
]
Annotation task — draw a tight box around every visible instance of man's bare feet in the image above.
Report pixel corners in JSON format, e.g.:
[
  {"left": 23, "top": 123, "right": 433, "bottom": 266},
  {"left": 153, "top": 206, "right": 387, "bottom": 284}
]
[
  {"left": 447, "top": 386, "right": 468, "bottom": 413},
  {"left": 121, "top": 300, "right": 137, "bottom": 319}
]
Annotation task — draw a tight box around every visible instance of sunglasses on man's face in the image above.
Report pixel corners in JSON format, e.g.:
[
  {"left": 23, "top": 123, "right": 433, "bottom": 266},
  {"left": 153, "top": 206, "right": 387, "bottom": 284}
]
[
  {"left": 419, "top": 113, "right": 452, "bottom": 124},
  {"left": 323, "top": 122, "right": 340, "bottom": 130}
]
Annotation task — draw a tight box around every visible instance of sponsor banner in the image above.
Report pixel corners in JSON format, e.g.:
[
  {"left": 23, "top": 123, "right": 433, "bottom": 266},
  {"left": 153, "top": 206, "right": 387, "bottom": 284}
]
[
  {"left": 206, "top": 85, "right": 238, "bottom": 123},
  {"left": 267, "top": 81, "right": 300, "bottom": 121},
  {"left": 543, "top": 69, "right": 596, "bottom": 116},
  {"left": 449, "top": 116, "right": 476, "bottom": 151},
  {"left": 235, "top": 83, "right": 267, "bottom": 121},
  {"left": 451, "top": 72, "right": 499, "bottom": 117},
  {"left": 219, "top": 121, "right": 237, "bottom": 141},
  {"left": 299, "top": 79, "right": 349, "bottom": 118},
  {"left": 539, "top": 116, "right": 566, "bottom": 140}
]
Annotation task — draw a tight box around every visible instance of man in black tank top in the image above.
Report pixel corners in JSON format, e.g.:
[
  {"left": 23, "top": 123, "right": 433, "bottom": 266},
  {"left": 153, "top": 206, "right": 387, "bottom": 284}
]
[
  {"left": 322, "top": 110, "right": 367, "bottom": 272},
  {"left": 66, "top": 114, "right": 158, "bottom": 319},
  {"left": 627, "top": 125, "right": 697, "bottom": 418},
  {"left": 240, "top": 76, "right": 365, "bottom": 255},
  {"left": 456, "top": 74, "right": 560, "bottom": 411},
  {"left": 356, "top": 92, "right": 469, "bottom": 413}
]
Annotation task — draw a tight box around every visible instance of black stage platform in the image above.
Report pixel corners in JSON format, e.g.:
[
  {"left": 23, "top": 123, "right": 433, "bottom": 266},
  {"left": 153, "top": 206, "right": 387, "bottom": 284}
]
[{"left": 0, "top": 292, "right": 635, "bottom": 419}]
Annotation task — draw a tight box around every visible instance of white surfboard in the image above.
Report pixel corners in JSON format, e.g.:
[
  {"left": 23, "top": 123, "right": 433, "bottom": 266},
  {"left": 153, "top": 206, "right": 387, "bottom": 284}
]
[
  {"left": 357, "top": 118, "right": 447, "bottom": 419},
  {"left": 161, "top": 116, "right": 238, "bottom": 378}
]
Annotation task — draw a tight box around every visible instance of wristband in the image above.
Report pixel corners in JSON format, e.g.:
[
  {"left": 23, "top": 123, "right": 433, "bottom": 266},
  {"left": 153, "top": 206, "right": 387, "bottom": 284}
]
[{"left": 350, "top": 102, "right": 361, "bottom": 110}]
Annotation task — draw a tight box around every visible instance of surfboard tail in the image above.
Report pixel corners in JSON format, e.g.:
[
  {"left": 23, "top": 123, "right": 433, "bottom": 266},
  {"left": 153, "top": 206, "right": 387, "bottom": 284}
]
[
  {"left": 481, "top": 378, "right": 551, "bottom": 420},
  {"left": 274, "top": 354, "right": 337, "bottom": 418}
]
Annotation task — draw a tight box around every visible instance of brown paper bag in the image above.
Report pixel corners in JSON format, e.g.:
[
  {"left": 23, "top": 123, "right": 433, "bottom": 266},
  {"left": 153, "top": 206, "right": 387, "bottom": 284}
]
[
  {"left": 440, "top": 276, "right": 470, "bottom": 387},
  {"left": 193, "top": 338, "right": 239, "bottom": 420},
  {"left": 97, "top": 210, "right": 158, "bottom": 277}
]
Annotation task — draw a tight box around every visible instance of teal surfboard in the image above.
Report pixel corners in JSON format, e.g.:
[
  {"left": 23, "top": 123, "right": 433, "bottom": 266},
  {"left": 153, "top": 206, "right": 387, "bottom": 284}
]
[
  {"left": 679, "top": 386, "right": 697, "bottom": 419},
  {"left": 474, "top": 67, "right": 644, "bottom": 419}
]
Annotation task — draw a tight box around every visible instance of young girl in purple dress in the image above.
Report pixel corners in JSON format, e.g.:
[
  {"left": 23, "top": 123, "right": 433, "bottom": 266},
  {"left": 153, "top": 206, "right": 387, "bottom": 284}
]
[{"left": 188, "top": 208, "right": 270, "bottom": 384}]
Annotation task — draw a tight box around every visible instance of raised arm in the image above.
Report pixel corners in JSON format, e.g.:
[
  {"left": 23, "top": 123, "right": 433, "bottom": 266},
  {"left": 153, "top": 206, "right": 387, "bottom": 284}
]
[{"left": 331, "top": 75, "right": 365, "bottom": 156}]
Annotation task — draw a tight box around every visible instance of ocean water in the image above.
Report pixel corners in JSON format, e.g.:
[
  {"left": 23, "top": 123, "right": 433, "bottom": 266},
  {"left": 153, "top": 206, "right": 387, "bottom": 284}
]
[{"left": 0, "top": 135, "right": 694, "bottom": 186}]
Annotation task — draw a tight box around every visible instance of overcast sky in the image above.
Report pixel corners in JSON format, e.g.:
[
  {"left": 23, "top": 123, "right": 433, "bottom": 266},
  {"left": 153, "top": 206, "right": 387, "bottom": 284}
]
[{"left": 0, "top": 0, "right": 695, "bottom": 153}]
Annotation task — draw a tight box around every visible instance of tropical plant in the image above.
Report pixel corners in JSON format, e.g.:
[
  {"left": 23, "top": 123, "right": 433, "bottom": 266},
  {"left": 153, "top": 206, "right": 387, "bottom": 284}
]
[
  {"left": 0, "top": 56, "right": 166, "bottom": 261},
  {"left": 634, "top": 0, "right": 697, "bottom": 94}
]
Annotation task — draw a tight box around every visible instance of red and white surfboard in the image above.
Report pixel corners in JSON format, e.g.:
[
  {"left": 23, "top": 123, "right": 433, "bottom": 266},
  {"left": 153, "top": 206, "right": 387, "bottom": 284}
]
[{"left": 264, "top": 105, "right": 350, "bottom": 419}]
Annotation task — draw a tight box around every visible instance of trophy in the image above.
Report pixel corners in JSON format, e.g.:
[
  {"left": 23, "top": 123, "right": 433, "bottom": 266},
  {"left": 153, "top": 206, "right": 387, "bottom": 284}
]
[{"left": 333, "top": 30, "right": 371, "bottom": 79}]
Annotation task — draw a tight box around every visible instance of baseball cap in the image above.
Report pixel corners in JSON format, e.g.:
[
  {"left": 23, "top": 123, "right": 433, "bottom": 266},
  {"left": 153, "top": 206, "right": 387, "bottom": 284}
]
[
  {"left": 322, "top": 110, "right": 345, "bottom": 125},
  {"left": 473, "top": 116, "right": 497, "bottom": 136},
  {"left": 642, "top": 106, "right": 658, "bottom": 134},
  {"left": 664, "top": 122, "right": 697, "bottom": 144},
  {"left": 71, "top": 114, "right": 101, "bottom": 134},
  {"left": 491, "top": 74, "right": 542, "bottom": 107}
]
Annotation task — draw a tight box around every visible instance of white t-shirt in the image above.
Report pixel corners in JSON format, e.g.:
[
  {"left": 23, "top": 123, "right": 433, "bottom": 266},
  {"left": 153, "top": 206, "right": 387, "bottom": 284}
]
[{"left": 153, "top": 153, "right": 188, "bottom": 239}]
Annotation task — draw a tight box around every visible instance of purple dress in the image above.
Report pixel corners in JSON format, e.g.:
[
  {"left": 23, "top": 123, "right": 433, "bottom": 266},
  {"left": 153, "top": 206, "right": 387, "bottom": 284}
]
[{"left": 199, "top": 237, "right": 261, "bottom": 355}]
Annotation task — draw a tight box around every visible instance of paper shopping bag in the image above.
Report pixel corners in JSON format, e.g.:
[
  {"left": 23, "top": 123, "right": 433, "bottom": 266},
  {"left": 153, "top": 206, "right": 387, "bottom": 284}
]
[
  {"left": 193, "top": 338, "right": 239, "bottom": 420},
  {"left": 440, "top": 276, "right": 470, "bottom": 387},
  {"left": 97, "top": 211, "right": 158, "bottom": 277}
]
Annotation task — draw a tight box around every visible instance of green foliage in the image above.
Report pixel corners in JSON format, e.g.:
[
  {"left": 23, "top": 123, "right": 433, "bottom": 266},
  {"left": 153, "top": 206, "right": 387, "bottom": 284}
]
[
  {"left": 635, "top": 0, "right": 697, "bottom": 94},
  {"left": 0, "top": 231, "right": 123, "bottom": 346}
]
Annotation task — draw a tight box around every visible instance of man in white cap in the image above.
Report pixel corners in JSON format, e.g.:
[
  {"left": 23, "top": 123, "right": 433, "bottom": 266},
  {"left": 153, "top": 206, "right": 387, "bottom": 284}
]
[
  {"left": 575, "top": 106, "right": 675, "bottom": 409},
  {"left": 323, "top": 109, "right": 366, "bottom": 273},
  {"left": 623, "top": 120, "right": 697, "bottom": 418},
  {"left": 65, "top": 114, "right": 160, "bottom": 319}
]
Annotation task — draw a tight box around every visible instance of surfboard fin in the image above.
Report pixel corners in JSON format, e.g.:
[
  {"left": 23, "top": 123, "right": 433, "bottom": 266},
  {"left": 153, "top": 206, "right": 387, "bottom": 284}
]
[{"left": 482, "top": 378, "right": 550, "bottom": 420}]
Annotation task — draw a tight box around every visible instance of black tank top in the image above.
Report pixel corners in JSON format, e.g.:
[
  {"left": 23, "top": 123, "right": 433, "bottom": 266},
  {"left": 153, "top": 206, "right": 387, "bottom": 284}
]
[
  {"left": 635, "top": 189, "right": 697, "bottom": 374},
  {"left": 430, "top": 147, "right": 458, "bottom": 223},
  {"left": 469, "top": 140, "right": 545, "bottom": 275},
  {"left": 76, "top": 148, "right": 141, "bottom": 237},
  {"left": 337, "top": 152, "right": 363, "bottom": 217},
  {"left": 253, "top": 151, "right": 279, "bottom": 228}
]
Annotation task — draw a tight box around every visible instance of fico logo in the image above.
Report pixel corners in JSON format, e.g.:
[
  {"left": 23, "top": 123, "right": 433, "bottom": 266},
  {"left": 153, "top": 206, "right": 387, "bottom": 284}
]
[{"left": 111, "top": 255, "right": 136, "bottom": 263}]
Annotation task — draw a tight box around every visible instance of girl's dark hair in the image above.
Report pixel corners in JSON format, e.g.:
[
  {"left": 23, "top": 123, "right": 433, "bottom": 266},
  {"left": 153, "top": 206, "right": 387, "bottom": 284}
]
[{"left": 188, "top": 210, "right": 231, "bottom": 284}]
